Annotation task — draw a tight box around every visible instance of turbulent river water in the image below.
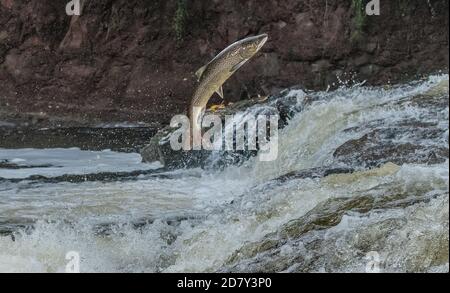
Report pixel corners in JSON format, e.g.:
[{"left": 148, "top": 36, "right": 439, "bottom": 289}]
[{"left": 0, "top": 74, "right": 448, "bottom": 273}]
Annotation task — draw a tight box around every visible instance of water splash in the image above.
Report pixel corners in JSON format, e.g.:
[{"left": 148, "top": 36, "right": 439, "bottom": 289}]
[{"left": 0, "top": 74, "right": 448, "bottom": 272}]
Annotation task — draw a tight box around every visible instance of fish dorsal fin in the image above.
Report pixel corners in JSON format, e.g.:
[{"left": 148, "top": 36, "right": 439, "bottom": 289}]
[
  {"left": 216, "top": 86, "right": 224, "bottom": 99},
  {"left": 195, "top": 65, "right": 207, "bottom": 81}
]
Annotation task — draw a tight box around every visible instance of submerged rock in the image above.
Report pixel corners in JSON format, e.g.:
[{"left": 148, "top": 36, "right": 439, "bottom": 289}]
[
  {"left": 140, "top": 97, "right": 281, "bottom": 169},
  {"left": 219, "top": 163, "right": 449, "bottom": 273},
  {"left": 140, "top": 86, "right": 328, "bottom": 170},
  {"left": 334, "top": 124, "right": 449, "bottom": 167},
  {"left": 275, "top": 167, "right": 354, "bottom": 183},
  {"left": 143, "top": 79, "right": 449, "bottom": 170},
  {"left": 0, "top": 159, "right": 55, "bottom": 170},
  {"left": 334, "top": 82, "right": 449, "bottom": 168}
]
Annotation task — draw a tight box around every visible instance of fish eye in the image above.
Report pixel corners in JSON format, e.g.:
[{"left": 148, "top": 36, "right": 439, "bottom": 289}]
[{"left": 239, "top": 47, "right": 249, "bottom": 58}]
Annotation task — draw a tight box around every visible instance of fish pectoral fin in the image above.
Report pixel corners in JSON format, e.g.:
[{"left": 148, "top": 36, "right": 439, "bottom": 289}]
[
  {"left": 231, "top": 59, "right": 247, "bottom": 73},
  {"left": 195, "top": 65, "right": 207, "bottom": 82},
  {"left": 216, "top": 86, "right": 224, "bottom": 100}
]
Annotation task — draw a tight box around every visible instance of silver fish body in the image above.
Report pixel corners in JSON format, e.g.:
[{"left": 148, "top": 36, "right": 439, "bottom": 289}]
[{"left": 189, "top": 34, "right": 268, "bottom": 147}]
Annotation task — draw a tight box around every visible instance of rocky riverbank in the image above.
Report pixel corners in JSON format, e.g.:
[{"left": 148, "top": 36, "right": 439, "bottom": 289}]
[
  {"left": 0, "top": 126, "right": 156, "bottom": 152},
  {"left": 1, "top": 0, "right": 448, "bottom": 128}
]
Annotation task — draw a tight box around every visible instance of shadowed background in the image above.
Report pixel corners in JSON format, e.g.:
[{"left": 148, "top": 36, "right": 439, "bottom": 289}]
[{"left": 0, "top": 0, "right": 448, "bottom": 128}]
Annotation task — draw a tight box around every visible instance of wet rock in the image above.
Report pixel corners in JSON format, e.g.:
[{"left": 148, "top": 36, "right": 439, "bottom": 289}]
[
  {"left": 141, "top": 89, "right": 324, "bottom": 169},
  {"left": 0, "top": 160, "right": 54, "bottom": 170},
  {"left": 0, "top": 167, "right": 168, "bottom": 184},
  {"left": 334, "top": 126, "right": 448, "bottom": 168},
  {"left": 406, "top": 93, "right": 450, "bottom": 110},
  {"left": 334, "top": 85, "right": 449, "bottom": 168},
  {"left": 270, "top": 87, "right": 327, "bottom": 127},
  {"left": 140, "top": 97, "right": 279, "bottom": 169},
  {"left": 0, "top": 218, "right": 34, "bottom": 238},
  {"left": 221, "top": 189, "right": 448, "bottom": 273},
  {"left": 274, "top": 167, "right": 354, "bottom": 183},
  {"left": 222, "top": 195, "right": 378, "bottom": 272},
  {"left": 93, "top": 214, "right": 202, "bottom": 240}
]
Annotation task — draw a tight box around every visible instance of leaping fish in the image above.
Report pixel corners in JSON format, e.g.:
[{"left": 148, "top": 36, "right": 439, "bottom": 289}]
[{"left": 189, "top": 34, "right": 268, "bottom": 149}]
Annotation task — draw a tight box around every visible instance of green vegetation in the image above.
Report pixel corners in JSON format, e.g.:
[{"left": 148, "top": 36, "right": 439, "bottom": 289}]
[
  {"left": 351, "top": 0, "right": 367, "bottom": 43},
  {"left": 173, "top": 0, "right": 188, "bottom": 42}
]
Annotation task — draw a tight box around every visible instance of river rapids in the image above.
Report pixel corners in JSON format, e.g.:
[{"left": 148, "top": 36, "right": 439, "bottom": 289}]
[{"left": 0, "top": 74, "right": 448, "bottom": 273}]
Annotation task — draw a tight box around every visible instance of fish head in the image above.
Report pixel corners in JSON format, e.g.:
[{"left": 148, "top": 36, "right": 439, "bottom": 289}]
[
  {"left": 224, "top": 34, "right": 268, "bottom": 74},
  {"left": 237, "top": 33, "right": 268, "bottom": 60}
]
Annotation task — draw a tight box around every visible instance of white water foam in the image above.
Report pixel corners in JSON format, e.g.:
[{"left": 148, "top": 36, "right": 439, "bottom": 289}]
[{"left": 0, "top": 75, "right": 448, "bottom": 272}]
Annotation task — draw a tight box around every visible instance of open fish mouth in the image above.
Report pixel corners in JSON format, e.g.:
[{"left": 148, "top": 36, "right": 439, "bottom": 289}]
[{"left": 257, "top": 34, "right": 269, "bottom": 50}]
